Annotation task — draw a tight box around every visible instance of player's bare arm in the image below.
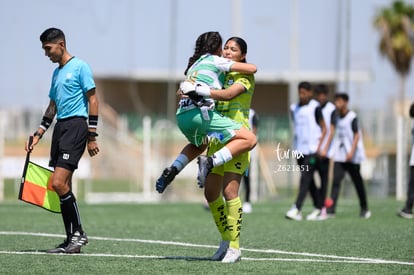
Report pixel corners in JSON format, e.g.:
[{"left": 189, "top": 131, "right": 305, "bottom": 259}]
[
  {"left": 317, "top": 119, "right": 327, "bottom": 155},
  {"left": 347, "top": 132, "right": 359, "bottom": 161},
  {"left": 210, "top": 83, "right": 245, "bottom": 101},
  {"left": 230, "top": 62, "right": 257, "bottom": 74},
  {"left": 321, "top": 124, "right": 335, "bottom": 157}
]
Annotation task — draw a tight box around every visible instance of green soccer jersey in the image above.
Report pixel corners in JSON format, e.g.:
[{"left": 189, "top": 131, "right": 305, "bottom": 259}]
[
  {"left": 215, "top": 72, "right": 255, "bottom": 129},
  {"left": 186, "top": 54, "right": 235, "bottom": 89}
]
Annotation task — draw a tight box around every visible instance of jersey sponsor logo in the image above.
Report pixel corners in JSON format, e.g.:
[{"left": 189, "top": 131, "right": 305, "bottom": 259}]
[
  {"left": 227, "top": 76, "right": 234, "bottom": 86},
  {"left": 234, "top": 162, "right": 242, "bottom": 170},
  {"left": 207, "top": 132, "right": 224, "bottom": 142}
]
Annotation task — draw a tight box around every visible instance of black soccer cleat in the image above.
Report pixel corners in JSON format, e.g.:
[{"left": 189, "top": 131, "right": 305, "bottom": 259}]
[
  {"left": 47, "top": 231, "right": 88, "bottom": 254},
  {"left": 155, "top": 166, "right": 178, "bottom": 193},
  {"left": 46, "top": 239, "right": 68, "bottom": 253}
]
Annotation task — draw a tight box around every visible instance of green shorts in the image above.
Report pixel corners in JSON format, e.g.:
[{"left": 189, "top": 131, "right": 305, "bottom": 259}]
[
  {"left": 207, "top": 141, "right": 250, "bottom": 176},
  {"left": 176, "top": 107, "right": 242, "bottom": 147}
]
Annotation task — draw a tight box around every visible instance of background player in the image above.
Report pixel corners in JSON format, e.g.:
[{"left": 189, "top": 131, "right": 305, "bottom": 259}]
[
  {"left": 285, "top": 81, "right": 326, "bottom": 221},
  {"left": 327, "top": 93, "right": 371, "bottom": 219}
]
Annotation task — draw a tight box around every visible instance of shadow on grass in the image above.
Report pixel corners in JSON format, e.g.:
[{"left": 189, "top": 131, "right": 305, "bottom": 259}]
[
  {"left": 18, "top": 250, "right": 215, "bottom": 260},
  {"left": 159, "top": 256, "right": 214, "bottom": 262}
]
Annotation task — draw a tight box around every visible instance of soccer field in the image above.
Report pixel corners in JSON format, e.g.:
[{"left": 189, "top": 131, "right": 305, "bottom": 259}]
[{"left": 0, "top": 198, "right": 413, "bottom": 274}]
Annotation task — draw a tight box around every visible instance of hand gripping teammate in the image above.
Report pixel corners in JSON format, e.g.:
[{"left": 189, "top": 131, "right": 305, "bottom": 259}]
[
  {"left": 25, "top": 28, "right": 99, "bottom": 253},
  {"left": 155, "top": 32, "right": 256, "bottom": 194}
]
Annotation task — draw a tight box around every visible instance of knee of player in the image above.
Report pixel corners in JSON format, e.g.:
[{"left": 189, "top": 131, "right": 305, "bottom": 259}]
[
  {"left": 51, "top": 180, "right": 67, "bottom": 194},
  {"left": 51, "top": 175, "right": 70, "bottom": 194}
]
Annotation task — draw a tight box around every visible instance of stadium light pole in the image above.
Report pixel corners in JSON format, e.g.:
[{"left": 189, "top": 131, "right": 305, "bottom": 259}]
[
  {"left": 287, "top": 0, "right": 299, "bottom": 195},
  {"left": 232, "top": 0, "right": 262, "bottom": 202},
  {"left": 0, "top": 112, "right": 4, "bottom": 201},
  {"left": 288, "top": 0, "right": 299, "bottom": 106},
  {"left": 232, "top": 0, "right": 242, "bottom": 37},
  {"left": 335, "top": 0, "right": 343, "bottom": 92},
  {"left": 167, "top": 0, "right": 178, "bottom": 121},
  {"left": 344, "top": 0, "right": 351, "bottom": 93}
]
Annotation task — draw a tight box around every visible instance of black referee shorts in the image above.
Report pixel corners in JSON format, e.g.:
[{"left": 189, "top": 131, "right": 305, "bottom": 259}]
[{"left": 49, "top": 117, "right": 88, "bottom": 171}]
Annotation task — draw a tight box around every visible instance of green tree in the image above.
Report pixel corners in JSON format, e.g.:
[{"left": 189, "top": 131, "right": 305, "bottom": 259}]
[
  {"left": 374, "top": 0, "right": 414, "bottom": 106},
  {"left": 374, "top": 0, "right": 414, "bottom": 199}
]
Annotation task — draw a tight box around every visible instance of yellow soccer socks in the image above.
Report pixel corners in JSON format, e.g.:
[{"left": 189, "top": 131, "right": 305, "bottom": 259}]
[
  {"left": 209, "top": 196, "right": 243, "bottom": 249},
  {"left": 209, "top": 196, "right": 231, "bottom": 242},
  {"left": 226, "top": 197, "right": 242, "bottom": 249}
]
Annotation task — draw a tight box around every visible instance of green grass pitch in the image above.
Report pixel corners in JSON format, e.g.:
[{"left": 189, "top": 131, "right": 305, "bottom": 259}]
[{"left": 0, "top": 198, "right": 413, "bottom": 274}]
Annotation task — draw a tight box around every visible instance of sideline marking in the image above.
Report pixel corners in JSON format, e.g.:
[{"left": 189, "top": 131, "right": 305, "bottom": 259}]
[{"left": 0, "top": 231, "right": 413, "bottom": 266}]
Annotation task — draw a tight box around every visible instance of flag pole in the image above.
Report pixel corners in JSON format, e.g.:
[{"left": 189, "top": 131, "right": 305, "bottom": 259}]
[{"left": 18, "top": 136, "right": 33, "bottom": 199}]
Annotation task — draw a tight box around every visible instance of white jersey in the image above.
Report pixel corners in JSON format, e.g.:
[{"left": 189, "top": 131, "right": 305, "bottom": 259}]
[
  {"left": 186, "top": 54, "right": 234, "bottom": 89},
  {"left": 329, "top": 110, "right": 366, "bottom": 163},
  {"left": 320, "top": 101, "right": 336, "bottom": 151},
  {"left": 410, "top": 122, "right": 414, "bottom": 166},
  {"left": 248, "top": 108, "right": 256, "bottom": 130},
  {"left": 290, "top": 99, "right": 322, "bottom": 155}
]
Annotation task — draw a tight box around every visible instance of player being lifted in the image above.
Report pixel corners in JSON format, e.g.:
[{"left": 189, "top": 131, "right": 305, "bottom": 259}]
[{"left": 155, "top": 31, "right": 257, "bottom": 194}]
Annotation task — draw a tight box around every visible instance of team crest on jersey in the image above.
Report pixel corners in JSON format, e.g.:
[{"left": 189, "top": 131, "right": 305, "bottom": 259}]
[
  {"left": 226, "top": 77, "right": 234, "bottom": 86},
  {"left": 66, "top": 73, "right": 73, "bottom": 79},
  {"left": 63, "top": 153, "right": 70, "bottom": 160}
]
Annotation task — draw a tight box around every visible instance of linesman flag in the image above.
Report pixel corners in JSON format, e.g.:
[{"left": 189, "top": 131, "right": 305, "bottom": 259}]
[{"left": 18, "top": 136, "right": 61, "bottom": 213}]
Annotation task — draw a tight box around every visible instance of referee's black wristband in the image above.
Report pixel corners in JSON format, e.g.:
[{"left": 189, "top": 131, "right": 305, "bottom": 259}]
[
  {"left": 40, "top": 116, "right": 53, "bottom": 131},
  {"left": 33, "top": 130, "right": 43, "bottom": 139},
  {"left": 88, "top": 115, "right": 98, "bottom": 129}
]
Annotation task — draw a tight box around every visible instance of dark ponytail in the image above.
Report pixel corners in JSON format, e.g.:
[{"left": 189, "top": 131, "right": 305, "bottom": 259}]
[{"left": 184, "top": 31, "right": 222, "bottom": 75}]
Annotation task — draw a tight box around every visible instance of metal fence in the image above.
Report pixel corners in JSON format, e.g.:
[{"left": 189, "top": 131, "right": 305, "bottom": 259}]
[{"left": 1, "top": 107, "right": 410, "bottom": 202}]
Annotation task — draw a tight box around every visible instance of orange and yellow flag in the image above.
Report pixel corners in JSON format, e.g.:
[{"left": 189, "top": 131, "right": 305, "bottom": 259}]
[
  {"left": 19, "top": 137, "right": 60, "bottom": 213},
  {"left": 19, "top": 161, "right": 60, "bottom": 213}
]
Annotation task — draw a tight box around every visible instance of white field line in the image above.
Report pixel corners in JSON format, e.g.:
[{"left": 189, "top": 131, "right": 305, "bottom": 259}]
[{"left": 0, "top": 231, "right": 413, "bottom": 266}]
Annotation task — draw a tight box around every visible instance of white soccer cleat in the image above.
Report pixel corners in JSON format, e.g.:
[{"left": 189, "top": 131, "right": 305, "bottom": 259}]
[
  {"left": 306, "top": 208, "right": 321, "bottom": 221},
  {"left": 285, "top": 205, "right": 302, "bottom": 221},
  {"left": 211, "top": 240, "right": 229, "bottom": 261},
  {"left": 360, "top": 209, "right": 372, "bottom": 219},
  {"left": 221, "top": 247, "right": 242, "bottom": 263},
  {"left": 317, "top": 207, "right": 328, "bottom": 220},
  {"left": 398, "top": 209, "right": 413, "bottom": 219},
  {"left": 242, "top": 202, "right": 252, "bottom": 214}
]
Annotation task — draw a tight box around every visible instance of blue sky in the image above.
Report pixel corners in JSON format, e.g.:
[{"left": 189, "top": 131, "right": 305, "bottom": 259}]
[{"left": 0, "top": 0, "right": 413, "bottom": 110}]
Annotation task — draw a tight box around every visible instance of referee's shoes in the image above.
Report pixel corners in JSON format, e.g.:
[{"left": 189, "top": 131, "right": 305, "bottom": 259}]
[{"left": 47, "top": 231, "right": 88, "bottom": 254}]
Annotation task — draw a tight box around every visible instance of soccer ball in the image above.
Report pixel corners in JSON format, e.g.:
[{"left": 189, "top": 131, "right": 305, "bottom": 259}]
[{"left": 325, "top": 198, "right": 334, "bottom": 208}]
